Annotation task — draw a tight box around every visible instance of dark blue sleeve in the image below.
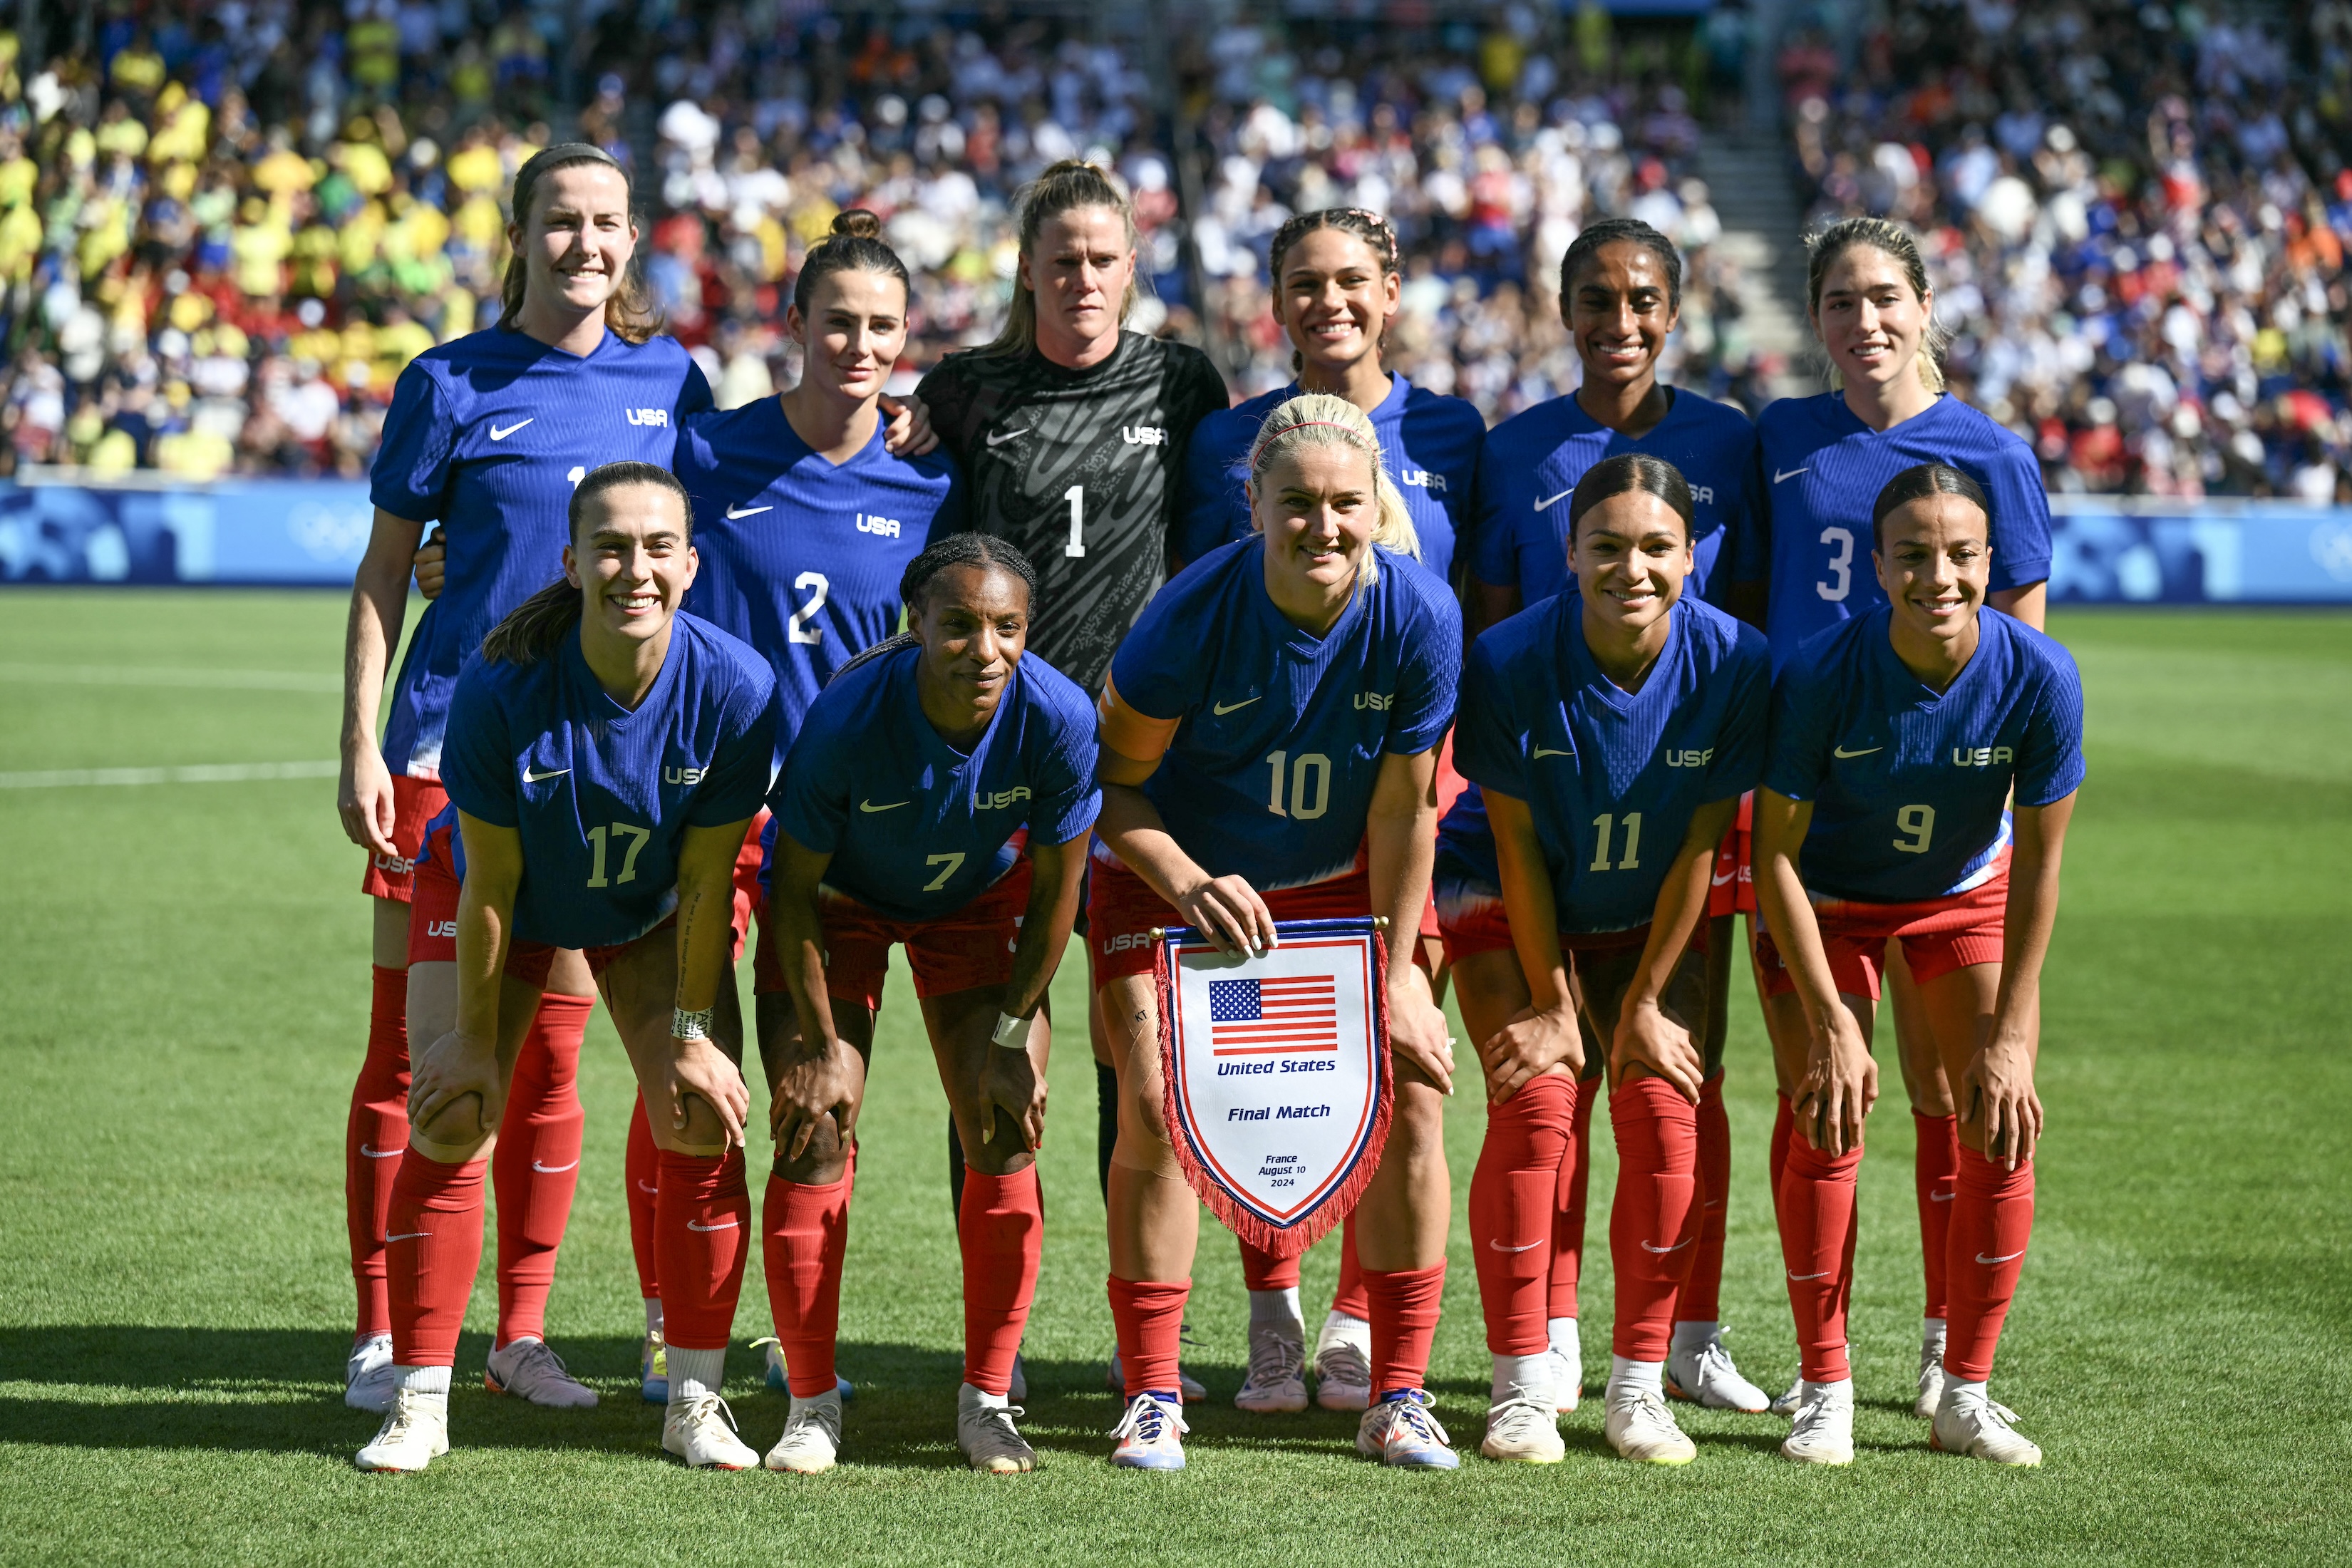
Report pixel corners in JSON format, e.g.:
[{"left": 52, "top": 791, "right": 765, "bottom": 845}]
[
  {"left": 688, "top": 670, "right": 781, "bottom": 827},
  {"left": 1707, "top": 631, "right": 1771, "bottom": 801},
  {"left": 369, "top": 361, "right": 455, "bottom": 522},
  {"left": 2015, "top": 643, "right": 2086, "bottom": 808},
  {"left": 924, "top": 456, "right": 968, "bottom": 545},
  {"left": 770, "top": 706, "right": 852, "bottom": 855},
  {"left": 677, "top": 358, "right": 716, "bottom": 418},
  {"left": 1386, "top": 581, "right": 1461, "bottom": 755},
  {"left": 440, "top": 666, "right": 517, "bottom": 827},
  {"left": 1172, "top": 414, "right": 1247, "bottom": 566},
  {"left": 1760, "top": 659, "right": 1835, "bottom": 803},
  {"left": 1981, "top": 440, "right": 2053, "bottom": 592},
  {"left": 1028, "top": 682, "right": 1103, "bottom": 845},
  {"left": 1467, "top": 438, "right": 1519, "bottom": 587},
  {"left": 1731, "top": 438, "right": 1771, "bottom": 584},
  {"left": 1450, "top": 634, "right": 1526, "bottom": 798}
]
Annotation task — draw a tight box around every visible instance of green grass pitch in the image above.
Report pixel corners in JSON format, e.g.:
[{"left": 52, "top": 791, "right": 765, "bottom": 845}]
[{"left": 1, "top": 591, "right": 2346, "bottom": 1565}]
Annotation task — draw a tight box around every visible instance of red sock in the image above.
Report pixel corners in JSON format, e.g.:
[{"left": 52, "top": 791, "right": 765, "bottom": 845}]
[
  {"left": 1108, "top": 1276, "right": 1190, "bottom": 1399},
  {"left": 960, "top": 1165, "right": 1043, "bottom": 1396},
  {"left": 626, "top": 1095, "right": 660, "bottom": 1305},
  {"left": 654, "top": 1149, "right": 750, "bottom": 1351},
  {"left": 1469, "top": 1074, "right": 1574, "bottom": 1356},
  {"left": 1776, "top": 1130, "right": 1862, "bottom": 1381},
  {"left": 492, "top": 991, "right": 589, "bottom": 1346},
  {"left": 1946, "top": 1146, "right": 2034, "bottom": 1381},
  {"left": 1331, "top": 1215, "right": 1370, "bottom": 1319},
  {"left": 1237, "top": 1236, "right": 1300, "bottom": 1292},
  {"left": 1609, "top": 1076, "right": 1702, "bottom": 1360},
  {"left": 1914, "top": 1110, "right": 1960, "bottom": 1321},
  {"left": 1675, "top": 1072, "right": 1731, "bottom": 1324},
  {"left": 386, "top": 1151, "right": 488, "bottom": 1368},
  {"left": 346, "top": 964, "right": 410, "bottom": 1339},
  {"left": 1769, "top": 1093, "right": 1794, "bottom": 1199},
  {"left": 762, "top": 1171, "right": 850, "bottom": 1398},
  {"left": 1364, "top": 1262, "right": 1447, "bottom": 1396},
  {"left": 1546, "top": 1074, "right": 1599, "bottom": 1321}
]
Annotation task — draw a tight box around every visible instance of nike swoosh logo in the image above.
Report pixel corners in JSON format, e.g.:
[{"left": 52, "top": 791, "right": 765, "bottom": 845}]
[
  {"left": 859, "top": 799, "right": 909, "bottom": 813},
  {"left": 490, "top": 418, "right": 533, "bottom": 441},
  {"left": 523, "top": 766, "right": 569, "bottom": 783},
  {"left": 1212, "top": 696, "right": 1260, "bottom": 715},
  {"left": 1532, "top": 488, "right": 1573, "bottom": 511},
  {"left": 1788, "top": 1269, "right": 1833, "bottom": 1281},
  {"left": 1640, "top": 1238, "right": 1697, "bottom": 1254},
  {"left": 1774, "top": 466, "right": 1809, "bottom": 484},
  {"left": 686, "top": 1218, "right": 741, "bottom": 1232},
  {"left": 1711, "top": 871, "right": 1735, "bottom": 887},
  {"left": 1976, "top": 1249, "right": 2024, "bottom": 1265},
  {"left": 986, "top": 428, "right": 1029, "bottom": 446},
  {"left": 360, "top": 1144, "right": 401, "bottom": 1159},
  {"left": 725, "top": 503, "right": 772, "bottom": 519},
  {"left": 1532, "top": 746, "right": 1572, "bottom": 759},
  {"left": 532, "top": 1159, "right": 579, "bottom": 1174},
  {"left": 1832, "top": 746, "right": 1882, "bottom": 759},
  {"left": 1929, "top": 1191, "right": 1956, "bottom": 1202},
  {"left": 1488, "top": 1239, "right": 1544, "bottom": 1253},
  {"left": 387, "top": 1231, "right": 430, "bottom": 1242},
  {"left": 636, "top": 1180, "right": 659, "bottom": 1195}
]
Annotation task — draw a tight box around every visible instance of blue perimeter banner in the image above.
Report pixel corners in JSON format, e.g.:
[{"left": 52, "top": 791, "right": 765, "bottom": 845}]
[{"left": 5, "top": 478, "right": 2352, "bottom": 604}]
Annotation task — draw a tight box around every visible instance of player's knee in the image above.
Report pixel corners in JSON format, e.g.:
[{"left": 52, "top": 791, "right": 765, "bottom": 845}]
[
  {"left": 1388, "top": 1078, "right": 1449, "bottom": 1155},
  {"left": 773, "top": 1113, "right": 851, "bottom": 1184}
]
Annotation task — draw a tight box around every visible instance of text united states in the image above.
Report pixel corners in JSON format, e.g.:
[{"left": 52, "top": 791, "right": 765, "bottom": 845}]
[{"left": 1208, "top": 976, "right": 1339, "bottom": 1056}]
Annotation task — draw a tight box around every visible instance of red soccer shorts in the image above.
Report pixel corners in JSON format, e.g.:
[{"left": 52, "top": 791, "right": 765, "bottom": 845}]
[
  {"left": 360, "top": 774, "right": 448, "bottom": 901},
  {"left": 1755, "top": 861, "right": 2008, "bottom": 1001},
  {"left": 1087, "top": 851, "right": 1373, "bottom": 983},
  {"left": 1707, "top": 790, "right": 1756, "bottom": 919},
  {"left": 753, "top": 859, "right": 1032, "bottom": 1011},
  {"left": 1433, "top": 875, "right": 1659, "bottom": 964},
  {"left": 406, "top": 823, "right": 693, "bottom": 986}
]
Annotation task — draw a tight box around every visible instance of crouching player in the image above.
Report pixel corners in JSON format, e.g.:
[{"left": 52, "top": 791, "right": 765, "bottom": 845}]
[
  {"left": 755, "top": 535, "right": 1096, "bottom": 1475},
  {"left": 356, "top": 463, "right": 780, "bottom": 1472},
  {"left": 1091, "top": 394, "right": 1461, "bottom": 1470},
  {"left": 1440, "top": 454, "right": 1768, "bottom": 1465},
  {"left": 1755, "top": 463, "right": 2080, "bottom": 1467}
]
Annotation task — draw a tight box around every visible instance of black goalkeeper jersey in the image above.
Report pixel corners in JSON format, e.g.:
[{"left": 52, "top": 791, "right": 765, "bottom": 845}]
[{"left": 919, "top": 331, "right": 1230, "bottom": 693}]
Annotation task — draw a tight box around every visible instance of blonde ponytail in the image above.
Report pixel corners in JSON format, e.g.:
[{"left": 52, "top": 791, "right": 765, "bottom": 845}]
[{"left": 1244, "top": 393, "right": 1419, "bottom": 585}]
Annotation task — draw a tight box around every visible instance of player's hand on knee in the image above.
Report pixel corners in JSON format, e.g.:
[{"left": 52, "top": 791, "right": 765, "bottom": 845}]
[
  {"left": 1611, "top": 998, "right": 1703, "bottom": 1103},
  {"left": 877, "top": 393, "right": 938, "bottom": 457},
  {"left": 1173, "top": 875, "right": 1276, "bottom": 956},
  {"left": 1964, "top": 1040, "right": 2041, "bottom": 1170},
  {"left": 978, "top": 1048, "right": 1047, "bottom": 1155},
  {"left": 770, "top": 1036, "right": 860, "bottom": 1160},
  {"left": 666, "top": 1038, "right": 750, "bottom": 1150},
  {"left": 1477, "top": 1004, "right": 1576, "bottom": 1104},
  {"left": 409, "top": 1030, "right": 500, "bottom": 1143},
  {"left": 1797, "top": 1012, "right": 1874, "bottom": 1156}
]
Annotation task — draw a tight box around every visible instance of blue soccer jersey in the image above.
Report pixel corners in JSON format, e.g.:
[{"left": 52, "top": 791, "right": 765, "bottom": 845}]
[
  {"left": 1173, "top": 375, "right": 1484, "bottom": 582},
  {"left": 674, "top": 401, "right": 962, "bottom": 762},
  {"left": 1468, "top": 386, "right": 1760, "bottom": 610},
  {"left": 439, "top": 613, "right": 779, "bottom": 950},
  {"left": 1440, "top": 592, "right": 1768, "bottom": 934},
  {"left": 1103, "top": 537, "right": 1461, "bottom": 892},
  {"left": 1748, "top": 393, "right": 2053, "bottom": 670},
  {"left": 768, "top": 641, "right": 1101, "bottom": 922},
  {"left": 1763, "top": 606, "right": 2085, "bottom": 904},
  {"left": 371, "top": 326, "right": 713, "bottom": 775}
]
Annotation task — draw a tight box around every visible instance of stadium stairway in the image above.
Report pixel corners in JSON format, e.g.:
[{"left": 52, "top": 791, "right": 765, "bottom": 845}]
[{"left": 1698, "top": 130, "right": 1820, "bottom": 403}]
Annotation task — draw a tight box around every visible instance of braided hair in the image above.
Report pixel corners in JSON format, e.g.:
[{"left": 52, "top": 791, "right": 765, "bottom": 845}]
[
  {"left": 1559, "top": 216, "right": 1683, "bottom": 316},
  {"left": 1267, "top": 207, "right": 1401, "bottom": 375},
  {"left": 828, "top": 532, "right": 1043, "bottom": 684}
]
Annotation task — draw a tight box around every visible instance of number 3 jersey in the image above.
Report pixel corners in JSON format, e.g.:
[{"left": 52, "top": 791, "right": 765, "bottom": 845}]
[
  {"left": 438, "top": 613, "right": 780, "bottom": 950},
  {"left": 917, "top": 331, "right": 1231, "bottom": 694},
  {"left": 1098, "top": 537, "right": 1462, "bottom": 893},
  {"left": 673, "top": 400, "right": 963, "bottom": 763},
  {"left": 370, "top": 326, "right": 714, "bottom": 775},
  {"left": 767, "top": 641, "right": 1100, "bottom": 923},
  {"left": 1745, "top": 393, "right": 2051, "bottom": 671},
  {"left": 1442, "top": 592, "right": 1769, "bottom": 935},
  {"left": 1765, "top": 605, "right": 2085, "bottom": 905}
]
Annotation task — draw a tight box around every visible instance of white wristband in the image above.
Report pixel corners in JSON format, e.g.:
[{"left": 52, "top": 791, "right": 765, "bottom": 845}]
[
  {"left": 673, "top": 1006, "right": 714, "bottom": 1042},
  {"left": 991, "top": 1011, "right": 1030, "bottom": 1051}
]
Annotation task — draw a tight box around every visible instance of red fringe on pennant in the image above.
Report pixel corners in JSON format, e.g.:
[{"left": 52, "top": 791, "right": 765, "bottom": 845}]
[{"left": 1157, "top": 931, "right": 1394, "bottom": 1259}]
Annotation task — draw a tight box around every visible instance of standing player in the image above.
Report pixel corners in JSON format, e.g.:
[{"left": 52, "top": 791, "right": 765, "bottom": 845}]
[
  {"left": 356, "top": 463, "right": 780, "bottom": 1473},
  {"left": 916, "top": 159, "right": 1229, "bottom": 1396},
  {"left": 757, "top": 535, "right": 1095, "bottom": 1475},
  {"left": 1090, "top": 394, "right": 1460, "bottom": 1471},
  {"left": 1737, "top": 216, "right": 2052, "bottom": 1419},
  {"left": 1753, "top": 463, "right": 2080, "bottom": 1467},
  {"left": 336, "top": 143, "right": 708, "bottom": 1413},
  {"left": 1172, "top": 205, "right": 1485, "bottom": 1416},
  {"left": 1443, "top": 454, "right": 1768, "bottom": 1465}
]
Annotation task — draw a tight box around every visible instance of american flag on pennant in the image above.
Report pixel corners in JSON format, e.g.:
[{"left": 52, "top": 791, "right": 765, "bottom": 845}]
[{"left": 1207, "top": 976, "right": 1339, "bottom": 1056}]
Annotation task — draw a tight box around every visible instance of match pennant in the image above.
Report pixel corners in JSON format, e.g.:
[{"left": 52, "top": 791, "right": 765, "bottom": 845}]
[{"left": 1154, "top": 917, "right": 1392, "bottom": 1258}]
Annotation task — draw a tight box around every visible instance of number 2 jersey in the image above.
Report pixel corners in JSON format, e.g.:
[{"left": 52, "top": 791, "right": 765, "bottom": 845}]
[
  {"left": 768, "top": 640, "right": 1100, "bottom": 922},
  {"left": 1745, "top": 392, "right": 2052, "bottom": 671},
  {"left": 438, "top": 614, "right": 779, "bottom": 950},
  {"left": 370, "top": 326, "right": 713, "bottom": 775},
  {"left": 917, "top": 331, "right": 1231, "bottom": 693},
  {"left": 1765, "top": 605, "right": 2085, "bottom": 904},
  {"left": 672, "top": 399, "right": 962, "bottom": 763},
  {"left": 1098, "top": 536, "right": 1462, "bottom": 892},
  {"left": 1442, "top": 592, "right": 1769, "bottom": 934}
]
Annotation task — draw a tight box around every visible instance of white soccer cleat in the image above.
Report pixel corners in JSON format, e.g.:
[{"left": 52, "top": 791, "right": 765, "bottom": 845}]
[
  {"left": 344, "top": 1334, "right": 396, "bottom": 1415},
  {"left": 1109, "top": 1391, "right": 1190, "bottom": 1470},
  {"left": 1106, "top": 1351, "right": 1205, "bottom": 1403},
  {"left": 354, "top": 1388, "right": 448, "bottom": 1473},
  {"left": 1770, "top": 1373, "right": 1803, "bottom": 1418},
  {"left": 663, "top": 1392, "right": 758, "bottom": 1470},
  {"left": 485, "top": 1338, "right": 598, "bottom": 1409},
  {"left": 1234, "top": 1318, "right": 1308, "bottom": 1413},
  {"left": 1916, "top": 1343, "right": 1949, "bottom": 1421},
  {"left": 1478, "top": 1386, "right": 1564, "bottom": 1465},
  {"left": 1780, "top": 1379, "right": 1855, "bottom": 1465},
  {"left": 1605, "top": 1386, "right": 1698, "bottom": 1465},
  {"left": 1312, "top": 1314, "right": 1374, "bottom": 1412},
  {"left": 1932, "top": 1388, "right": 2043, "bottom": 1467},
  {"left": 764, "top": 1388, "right": 843, "bottom": 1475},
  {"left": 957, "top": 1383, "right": 1038, "bottom": 1474},
  {"left": 1666, "top": 1329, "right": 1772, "bottom": 1413},
  {"left": 1356, "top": 1390, "right": 1460, "bottom": 1470}
]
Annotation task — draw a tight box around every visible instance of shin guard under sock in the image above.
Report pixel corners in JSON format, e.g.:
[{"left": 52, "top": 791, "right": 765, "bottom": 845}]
[
  {"left": 1914, "top": 1110, "right": 1961, "bottom": 1322},
  {"left": 959, "top": 1165, "right": 1043, "bottom": 1396},
  {"left": 1776, "top": 1130, "right": 1863, "bottom": 1382},
  {"left": 762, "top": 1171, "right": 851, "bottom": 1398},
  {"left": 654, "top": 1149, "right": 750, "bottom": 1351},
  {"left": 347, "top": 964, "right": 411, "bottom": 1338},
  {"left": 386, "top": 1151, "right": 488, "bottom": 1368},
  {"left": 1469, "top": 1073, "right": 1574, "bottom": 1356},
  {"left": 1675, "top": 1073, "right": 1731, "bottom": 1324},
  {"left": 1945, "top": 1146, "right": 2034, "bottom": 1381},
  {"left": 492, "top": 991, "right": 590, "bottom": 1345},
  {"left": 1108, "top": 1276, "right": 1190, "bottom": 1399},
  {"left": 625, "top": 1096, "right": 661, "bottom": 1304},
  {"left": 1546, "top": 1073, "right": 1599, "bottom": 1321},
  {"left": 1609, "top": 1076, "right": 1703, "bottom": 1361},
  {"left": 1363, "top": 1262, "right": 1447, "bottom": 1397}
]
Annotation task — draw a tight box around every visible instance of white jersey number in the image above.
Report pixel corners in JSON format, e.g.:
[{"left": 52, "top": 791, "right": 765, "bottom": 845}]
[
  {"left": 585, "top": 822, "right": 651, "bottom": 887},
  {"left": 1263, "top": 751, "right": 1332, "bottom": 820},
  {"left": 788, "top": 572, "right": 830, "bottom": 645},
  {"left": 1817, "top": 527, "right": 1854, "bottom": 602},
  {"left": 1588, "top": 811, "right": 1644, "bottom": 872},
  {"left": 1063, "top": 485, "right": 1086, "bottom": 558},
  {"left": 1893, "top": 804, "right": 1936, "bottom": 855}
]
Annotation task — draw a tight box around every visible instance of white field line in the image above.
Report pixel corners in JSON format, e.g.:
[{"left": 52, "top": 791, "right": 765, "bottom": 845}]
[
  {"left": 0, "top": 760, "right": 339, "bottom": 789},
  {"left": 0, "top": 662, "right": 341, "bottom": 692}
]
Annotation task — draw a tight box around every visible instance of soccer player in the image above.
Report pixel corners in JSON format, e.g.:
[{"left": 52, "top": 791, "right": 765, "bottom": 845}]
[
  {"left": 1739, "top": 216, "right": 2053, "bottom": 1420},
  {"left": 1754, "top": 463, "right": 2080, "bottom": 1468},
  {"left": 1090, "top": 393, "right": 1461, "bottom": 1470},
  {"left": 1172, "top": 205, "right": 1485, "bottom": 1416},
  {"left": 355, "top": 463, "right": 780, "bottom": 1473},
  {"left": 917, "top": 159, "right": 1229, "bottom": 1398},
  {"left": 1457, "top": 217, "right": 1773, "bottom": 1419},
  {"left": 1443, "top": 454, "right": 1768, "bottom": 1465},
  {"left": 336, "top": 143, "right": 708, "bottom": 1414},
  {"left": 755, "top": 535, "right": 1096, "bottom": 1475}
]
